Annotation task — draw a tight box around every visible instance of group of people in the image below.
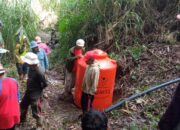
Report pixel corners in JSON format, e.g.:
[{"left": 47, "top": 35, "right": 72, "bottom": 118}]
[
  {"left": 0, "top": 33, "right": 108, "bottom": 130},
  {"left": 1, "top": 14, "right": 180, "bottom": 130},
  {"left": 0, "top": 52, "right": 47, "bottom": 130},
  {"left": 0, "top": 31, "right": 51, "bottom": 129},
  {"left": 62, "top": 38, "right": 108, "bottom": 130},
  {"left": 15, "top": 34, "right": 50, "bottom": 83},
  {"left": 61, "top": 39, "right": 101, "bottom": 115}
]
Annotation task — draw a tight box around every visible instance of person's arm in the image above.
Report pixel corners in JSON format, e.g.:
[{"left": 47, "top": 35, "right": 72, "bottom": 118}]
[
  {"left": 45, "top": 44, "right": 51, "bottom": 55},
  {"left": 38, "top": 71, "right": 48, "bottom": 89},
  {"left": 82, "top": 67, "right": 88, "bottom": 90},
  {"left": 14, "top": 79, "right": 21, "bottom": 103},
  {"left": 43, "top": 50, "right": 49, "bottom": 70},
  {"left": 91, "top": 67, "right": 100, "bottom": 94},
  {"left": 18, "top": 89, "right": 21, "bottom": 103},
  {"left": 67, "top": 47, "right": 80, "bottom": 60}
]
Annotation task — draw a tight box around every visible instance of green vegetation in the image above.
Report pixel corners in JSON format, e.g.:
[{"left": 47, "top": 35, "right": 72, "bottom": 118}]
[
  {"left": 0, "top": 0, "right": 179, "bottom": 129},
  {"left": 53, "top": 0, "right": 148, "bottom": 62},
  {"left": 52, "top": 0, "right": 179, "bottom": 63},
  {"left": 0, "top": 0, "right": 39, "bottom": 62},
  {"left": 39, "top": 0, "right": 61, "bottom": 13}
]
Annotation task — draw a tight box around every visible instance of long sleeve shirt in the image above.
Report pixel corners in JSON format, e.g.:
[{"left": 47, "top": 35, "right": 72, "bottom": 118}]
[
  {"left": 82, "top": 63, "right": 100, "bottom": 95},
  {"left": 27, "top": 66, "right": 47, "bottom": 93},
  {"left": 36, "top": 48, "right": 49, "bottom": 73},
  {"left": 37, "top": 42, "right": 51, "bottom": 55}
]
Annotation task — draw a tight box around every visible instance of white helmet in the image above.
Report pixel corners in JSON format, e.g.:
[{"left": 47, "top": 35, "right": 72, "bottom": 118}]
[{"left": 76, "top": 39, "right": 85, "bottom": 47}]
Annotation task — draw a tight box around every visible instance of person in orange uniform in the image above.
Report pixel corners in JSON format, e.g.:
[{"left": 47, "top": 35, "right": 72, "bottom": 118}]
[
  {"left": 0, "top": 64, "right": 20, "bottom": 130},
  {"left": 60, "top": 39, "right": 85, "bottom": 101},
  {"left": 81, "top": 52, "right": 100, "bottom": 114}
]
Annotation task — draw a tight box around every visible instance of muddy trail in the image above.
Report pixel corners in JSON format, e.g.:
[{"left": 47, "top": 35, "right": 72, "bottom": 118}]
[
  {"left": 17, "top": 68, "right": 82, "bottom": 130},
  {"left": 16, "top": 42, "right": 180, "bottom": 130}
]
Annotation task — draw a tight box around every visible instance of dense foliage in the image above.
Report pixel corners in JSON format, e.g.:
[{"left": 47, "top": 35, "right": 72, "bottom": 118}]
[
  {"left": 53, "top": 0, "right": 179, "bottom": 63},
  {"left": 0, "top": 0, "right": 39, "bottom": 60}
]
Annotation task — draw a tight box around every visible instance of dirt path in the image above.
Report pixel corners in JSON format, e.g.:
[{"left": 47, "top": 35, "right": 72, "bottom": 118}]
[
  {"left": 17, "top": 30, "right": 180, "bottom": 129},
  {"left": 42, "top": 70, "right": 82, "bottom": 130},
  {"left": 17, "top": 69, "right": 82, "bottom": 130}
]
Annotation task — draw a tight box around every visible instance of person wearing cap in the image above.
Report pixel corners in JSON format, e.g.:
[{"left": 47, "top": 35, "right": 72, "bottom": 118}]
[
  {"left": 35, "top": 36, "right": 51, "bottom": 55},
  {"left": 0, "top": 64, "right": 21, "bottom": 130},
  {"left": 15, "top": 34, "right": 29, "bottom": 82},
  {"left": 20, "top": 52, "right": 47, "bottom": 129},
  {"left": 81, "top": 51, "right": 100, "bottom": 114},
  {"left": 30, "top": 41, "right": 49, "bottom": 74},
  {"left": 60, "top": 39, "right": 85, "bottom": 101}
]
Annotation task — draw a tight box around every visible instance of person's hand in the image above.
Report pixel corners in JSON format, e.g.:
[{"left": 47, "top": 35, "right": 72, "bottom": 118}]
[
  {"left": 76, "top": 55, "right": 83, "bottom": 59},
  {"left": 20, "top": 60, "right": 24, "bottom": 64}
]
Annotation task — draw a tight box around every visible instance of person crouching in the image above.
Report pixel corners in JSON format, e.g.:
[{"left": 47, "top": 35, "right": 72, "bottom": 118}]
[
  {"left": 20, "top": 52, "right": 47, "bottom": 129},
  {"left": 81, "top": 52, "right": 100, "bottom": 114}
]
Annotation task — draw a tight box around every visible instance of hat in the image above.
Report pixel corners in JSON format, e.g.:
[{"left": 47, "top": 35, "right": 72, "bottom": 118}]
[
  {"left": 0, "top": 64, "right": 5, "bottom": 74},
  {"left": 177, "top": 14, "right": 180, "bottom": 20},
  {"left": 30, "top": 41, "right": 38, "bottom": 49},
  {"left": 22, "top": 52, "right": 39, "bottom": 65},
  {"left": 35, "top": 36, "right": 41, "bottom": 43},
  {"left": 85, "top": 51, "right": 95, "bottom": 61},
  {"left": 76, "top": 39, "right": 85, "bottom": 47}
]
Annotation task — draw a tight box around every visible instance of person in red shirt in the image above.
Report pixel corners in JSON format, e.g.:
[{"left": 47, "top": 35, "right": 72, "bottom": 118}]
[
  {"left": 0, "top": 64, "right": 20, "bottom": 130},
  {"left": 60, "top": 39, "right": 85, "bottom": 101}
]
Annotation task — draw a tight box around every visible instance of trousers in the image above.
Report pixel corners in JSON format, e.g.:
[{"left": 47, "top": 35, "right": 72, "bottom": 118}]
[{"left": 81, "top": 92, "right": 94, "bottom": 113}]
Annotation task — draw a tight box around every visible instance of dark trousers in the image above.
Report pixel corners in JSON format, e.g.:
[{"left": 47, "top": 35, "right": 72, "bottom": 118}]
[
  {"left": 16, "top": 63, "right": 28, "bottom": 75},
  {"left": 158, "top": 83, "right": 180, "bottom": 130},
  {"left": 81, "top": 92, "right": 94, "bottom": 114},
  {"left": 20, "top": 91, "right": 42, "bottom": 122},
  {"left": 2, "top": 126, "right": 15, "bottom": 130}
]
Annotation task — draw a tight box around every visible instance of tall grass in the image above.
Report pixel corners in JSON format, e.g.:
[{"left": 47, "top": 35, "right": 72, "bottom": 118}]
[{"left": 0, "top": 0, "right": 39, "bottom": 62}]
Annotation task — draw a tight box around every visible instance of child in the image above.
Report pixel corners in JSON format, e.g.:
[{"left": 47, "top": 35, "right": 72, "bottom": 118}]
[{"left": 20, "top": 52, "right": 47, "bottom": 129}]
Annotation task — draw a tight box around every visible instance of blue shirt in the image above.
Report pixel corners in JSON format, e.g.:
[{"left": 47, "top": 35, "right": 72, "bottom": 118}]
[{"left": 36, "top": 48, "right": 49, "bottom": 73}]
